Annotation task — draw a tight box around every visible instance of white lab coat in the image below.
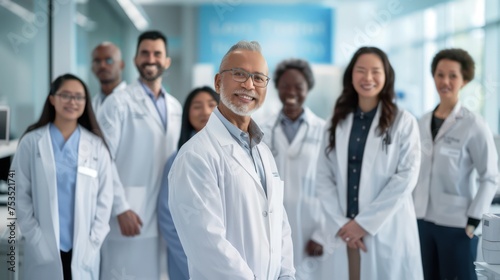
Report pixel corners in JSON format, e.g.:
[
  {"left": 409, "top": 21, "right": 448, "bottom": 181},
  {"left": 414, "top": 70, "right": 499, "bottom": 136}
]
[
  {"left": 12, "top": 125, "right": 113, "bottom": 280},
  {"left": 168, "top": 113, "right": 296, "bottom": 280},
  {"left": 261, "top": 108, "right": 334, "bottom": 280},
  {"left": 312, "top": 105, "right": 423, "bottom": 280},
  {"left": 97, "top": 80, "right": 182, "bottom": 279},
  {"left": 91, "top": 81, "right": 127, "bottom": 114},
  {"left": 413, "top": 102, "right": 499, "bottom": 227}
]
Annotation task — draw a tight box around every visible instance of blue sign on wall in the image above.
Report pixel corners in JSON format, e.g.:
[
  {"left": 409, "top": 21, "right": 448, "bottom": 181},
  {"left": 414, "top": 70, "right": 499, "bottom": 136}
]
[{"left": 198, "top": 4, "right": 334, "bottom": 68}]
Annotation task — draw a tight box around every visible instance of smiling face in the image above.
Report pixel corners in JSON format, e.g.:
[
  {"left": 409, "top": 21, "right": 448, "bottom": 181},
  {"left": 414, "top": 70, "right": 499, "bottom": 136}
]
[
  {"left": 189, "top": 91, "right": 218, "bottom": 132},
  {"left": 215, "top": 49, "right": 268, "bottom": 118},
  {"left": 134, "top": 39, "right": 171, "bottom": 82},
  {"left": 277, "top": 68, "right": 309, "bottom": 119},
  {"left": 352, "top": 53, "right": 386, "bottom": 103},
  {"left": 433, "top": 59, "right": 467, "bottom": 104},
  {"left": 49, "top": 79, "right": 86, "bottom": 123}
]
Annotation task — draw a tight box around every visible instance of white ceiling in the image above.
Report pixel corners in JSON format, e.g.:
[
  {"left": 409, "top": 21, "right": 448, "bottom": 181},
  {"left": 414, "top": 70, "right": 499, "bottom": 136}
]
[
  {"left": 135, "top": 0, "right": 362, "bottom": 5},
  {"left": 133, "top": 0, "right": 456, "bottom": 16}
]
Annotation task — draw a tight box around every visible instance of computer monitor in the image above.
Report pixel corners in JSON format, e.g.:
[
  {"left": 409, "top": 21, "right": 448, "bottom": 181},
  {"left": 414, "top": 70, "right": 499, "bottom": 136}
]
[{"left": 0, "top": 106, "right": 10, "bottom": 144}]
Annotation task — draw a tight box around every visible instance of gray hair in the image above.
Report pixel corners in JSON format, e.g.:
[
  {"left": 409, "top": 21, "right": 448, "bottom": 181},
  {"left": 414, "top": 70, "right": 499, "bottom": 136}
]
[{"left": 219, "top": 40, "right": 262, "bottom": 71}]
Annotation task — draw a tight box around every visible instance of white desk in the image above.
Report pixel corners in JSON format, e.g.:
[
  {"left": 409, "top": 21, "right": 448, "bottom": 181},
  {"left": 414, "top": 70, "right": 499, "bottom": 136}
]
[
  {"left": 0, "top": 140, "right": 18, "bottom": 158},
  {"left": 476, "top": 262, "right": 500, "bottom": 279}
]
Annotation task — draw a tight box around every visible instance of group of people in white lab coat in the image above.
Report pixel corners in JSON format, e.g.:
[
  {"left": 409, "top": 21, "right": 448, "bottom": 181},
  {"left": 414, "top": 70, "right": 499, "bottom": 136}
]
[
  {"left": 13, "top": 30, "right": 183, "bottom": 280},
  {"left": 12, "top": 31, "right": 498, "bottom": 280}
]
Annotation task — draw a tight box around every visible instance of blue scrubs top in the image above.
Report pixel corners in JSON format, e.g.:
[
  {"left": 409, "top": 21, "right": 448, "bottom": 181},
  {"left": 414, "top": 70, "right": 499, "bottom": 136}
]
[{"left": 49, "top": 124, "right": 80, "bottom": 252}]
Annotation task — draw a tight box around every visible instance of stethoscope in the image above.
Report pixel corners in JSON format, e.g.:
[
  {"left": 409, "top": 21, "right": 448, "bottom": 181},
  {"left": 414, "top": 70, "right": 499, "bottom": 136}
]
[
  {"left": 382, "top": 109, "right": 400, "bottom": 153},
  {"left": 270, "top": 114, "right": 310, "bottom": 158}
]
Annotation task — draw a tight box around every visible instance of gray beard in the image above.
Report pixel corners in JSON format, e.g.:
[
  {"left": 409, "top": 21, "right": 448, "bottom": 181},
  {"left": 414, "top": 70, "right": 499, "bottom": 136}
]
[{"left": 219, "top": 90, "right": 260, "bottom": 117}]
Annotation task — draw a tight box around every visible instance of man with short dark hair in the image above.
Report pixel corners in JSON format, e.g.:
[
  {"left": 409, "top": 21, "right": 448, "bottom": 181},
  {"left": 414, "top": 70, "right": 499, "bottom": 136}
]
[{"left": 98, "top": 30, "right": 182, "bottom": 280}]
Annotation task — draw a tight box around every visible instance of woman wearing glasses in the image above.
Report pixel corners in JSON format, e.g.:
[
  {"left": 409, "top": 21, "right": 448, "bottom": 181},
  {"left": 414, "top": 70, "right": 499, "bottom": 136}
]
[
  {"left": 413, "top": 49, "right": 498, "bottom": 279},
  {"left": 11, "top": 74, "right": 113, "bottom": 280},
  {"left": 261, "top": 58, "right": 332, "bottom": 279}
]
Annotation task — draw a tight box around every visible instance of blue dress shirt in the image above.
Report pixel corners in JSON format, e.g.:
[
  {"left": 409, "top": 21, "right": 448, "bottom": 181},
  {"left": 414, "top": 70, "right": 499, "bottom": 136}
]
[
  {"left": 158, "top": 151, "right": 189, "bottom": 280},
  {"left": 279, "top": 110, "right": 305, "bottom": 144},
  {"left": 140, "top": 79, "right": 167, "bottom": 130},
  {"left": 49, "top": 124, "right": 80, "bottom": 252}
]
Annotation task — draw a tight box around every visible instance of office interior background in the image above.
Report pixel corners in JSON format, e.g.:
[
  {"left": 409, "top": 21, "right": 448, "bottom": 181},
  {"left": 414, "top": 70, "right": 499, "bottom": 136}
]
[{"left": 0, "top": 0, "right": 499, "bottom": 140}]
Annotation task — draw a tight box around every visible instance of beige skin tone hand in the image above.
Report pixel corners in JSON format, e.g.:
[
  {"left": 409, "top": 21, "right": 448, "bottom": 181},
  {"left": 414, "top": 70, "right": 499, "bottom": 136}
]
[
  {"left": 117, "top": 210, "right": 143, "bottom": 236},
  {"left": 338, "top": 220, "right": 368, "bottom": 252},
  {"left": 465, "top": 225, "right": 475, "bottom": 239},
  {"left": 305, "top": 239, "right": 324, "bottom": 256}
]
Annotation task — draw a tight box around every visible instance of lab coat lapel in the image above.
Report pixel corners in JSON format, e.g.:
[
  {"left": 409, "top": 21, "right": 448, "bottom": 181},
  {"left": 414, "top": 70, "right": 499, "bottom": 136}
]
[
  {"left": 434, "top": 102, "right": 463, "bottom": 142},
  {"left": 258, "top": 144, "right": 274, "bottom": 200},
  {"left": 38, "top": 125, "right": 59, "bottom": 246},
  {"left": 209, "top": 115, "right": 264, "bottom": 194},
  {"left": 130, "top": 81, "right": 164, "bottom": 131},
  {"left": 287, "top": 110, "right": 310, "bottom": 157},
  {"left": 335, "top": 113, "right": 352, "bottom": 198},
  {"left": 74, "top": 129, "right": 92, "bottom": 243}
]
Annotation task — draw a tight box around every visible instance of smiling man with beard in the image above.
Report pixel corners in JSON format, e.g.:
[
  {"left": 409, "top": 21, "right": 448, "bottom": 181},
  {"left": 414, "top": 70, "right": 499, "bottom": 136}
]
[
  {"left": 97, "top": 30, "right": 182, "bottom": 280},
  {"left": 91, "top": 42, "right": 126, "bottom": 113},
  {"left": 168, "top": 41, "right": 296, "bottom": 280}
]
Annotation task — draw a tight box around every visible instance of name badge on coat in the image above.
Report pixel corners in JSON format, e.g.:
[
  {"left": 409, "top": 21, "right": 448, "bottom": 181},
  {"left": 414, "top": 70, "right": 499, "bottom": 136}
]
[
  {"left": 78, "top": 166, "right": 98, "bottom": 178},
  {"left": 439, "top": 146, "right": 461, "bottom": 158}
]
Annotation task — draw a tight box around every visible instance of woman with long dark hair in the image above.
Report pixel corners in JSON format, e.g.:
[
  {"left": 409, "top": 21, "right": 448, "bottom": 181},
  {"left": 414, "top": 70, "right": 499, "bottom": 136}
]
[
  {"left": 312, "top": 47, "right": 423, "bottom": 279},
  {"left": 11, "top": 74, "right": 113, "bottom": 280},
  {"left": 157, "top": 86, "right": 219, "bottom": 280}
]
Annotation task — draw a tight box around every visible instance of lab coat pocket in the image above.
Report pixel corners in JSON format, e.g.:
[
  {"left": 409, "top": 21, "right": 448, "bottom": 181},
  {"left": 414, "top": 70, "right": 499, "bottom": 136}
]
[
  {"left": 31, "top": 234, "right": 54, "bottom": 265},
  {"left": 439, "top": 192, "right": 468, "bottom": 214},
  {"left": 82, "top": 238, "right": 99, "bottom": 271}
]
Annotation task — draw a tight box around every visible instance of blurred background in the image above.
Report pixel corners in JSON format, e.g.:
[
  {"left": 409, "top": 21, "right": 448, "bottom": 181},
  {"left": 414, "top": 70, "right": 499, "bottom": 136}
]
[{"left": 0, "top": 0, "right": 498, "bottom": 136}]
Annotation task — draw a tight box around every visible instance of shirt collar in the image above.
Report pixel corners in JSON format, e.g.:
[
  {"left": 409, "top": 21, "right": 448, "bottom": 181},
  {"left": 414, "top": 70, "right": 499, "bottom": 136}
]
[
  {"left": 138, "top": 79, "right": 165, "bottom": 100},
  {"left": 279, "top": 110, "right": 305, "bottom": 125},
  {"left": 49, "top": 123, "right": 81, "bottom": 150},
  {"left": 354, "top": 106, "right": 378, "bottom": 120},
  {"left": 214, "top": 107, "right": 263, "bottom": 148}
]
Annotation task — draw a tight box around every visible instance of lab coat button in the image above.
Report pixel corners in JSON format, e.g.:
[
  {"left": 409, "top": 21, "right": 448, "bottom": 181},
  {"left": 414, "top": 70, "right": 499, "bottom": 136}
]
[{"left": 262, "top": 211, "right": 268, "bottom": 217}]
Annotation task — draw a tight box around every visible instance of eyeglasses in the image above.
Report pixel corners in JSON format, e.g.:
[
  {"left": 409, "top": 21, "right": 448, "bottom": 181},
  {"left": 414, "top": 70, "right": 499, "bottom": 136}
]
[
  {"left": 219, "top": 68, "right": 270, "bottom": 88},
  {"left": 92, "top": 57, "right": 114, "bottom": 66},
  {"left": 54, "top": 93, "right": 86, "bottom": 103}
]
